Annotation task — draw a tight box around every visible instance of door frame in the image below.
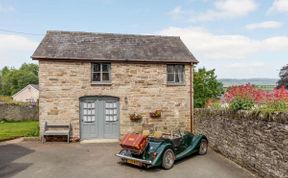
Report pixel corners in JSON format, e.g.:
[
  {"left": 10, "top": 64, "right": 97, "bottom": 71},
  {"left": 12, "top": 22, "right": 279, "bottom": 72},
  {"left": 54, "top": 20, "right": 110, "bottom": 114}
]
[{"left": 79, "top": 95, "right": 120, "bottom": 140}]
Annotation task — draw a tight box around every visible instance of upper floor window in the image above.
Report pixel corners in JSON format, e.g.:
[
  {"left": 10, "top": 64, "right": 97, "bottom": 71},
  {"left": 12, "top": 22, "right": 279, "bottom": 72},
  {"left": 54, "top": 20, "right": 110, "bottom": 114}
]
[
  {"left": 167, "top": 64, "right": 185, "bottom": 84},
  {"left": 91, "top": 63, "right": 111, "bottom": 83}
]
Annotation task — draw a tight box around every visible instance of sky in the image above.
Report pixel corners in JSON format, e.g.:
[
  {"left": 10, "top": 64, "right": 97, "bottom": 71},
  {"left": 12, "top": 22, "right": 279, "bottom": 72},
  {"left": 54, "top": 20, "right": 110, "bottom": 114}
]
[{"left": 0, "top": 0, "right": 287, "bottom": 79}]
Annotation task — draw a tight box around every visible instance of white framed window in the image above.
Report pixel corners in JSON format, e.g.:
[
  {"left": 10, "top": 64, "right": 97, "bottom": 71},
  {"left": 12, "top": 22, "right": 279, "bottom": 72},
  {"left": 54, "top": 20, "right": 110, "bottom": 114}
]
[
  {"left": 91, "top": 63, "right": 111, "bottom": 83},
  {"left": 167, "top": 64, "right": 185, "bottom": 84}
]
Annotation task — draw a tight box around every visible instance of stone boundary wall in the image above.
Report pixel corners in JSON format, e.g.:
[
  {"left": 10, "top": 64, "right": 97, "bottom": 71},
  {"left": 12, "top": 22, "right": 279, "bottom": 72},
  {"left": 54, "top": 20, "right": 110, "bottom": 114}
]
[
  {"left": 194, "top": 109, "right": 288, "bottom": 178},
  {"left": 0, "top": 103, "right": 38, "bottom": 121}
]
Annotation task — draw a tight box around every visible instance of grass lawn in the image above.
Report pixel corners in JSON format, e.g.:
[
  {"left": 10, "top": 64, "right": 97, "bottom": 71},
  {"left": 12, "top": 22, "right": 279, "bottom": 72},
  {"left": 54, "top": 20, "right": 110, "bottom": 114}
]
[{"left": 0, "top": 120, "right": 39, "bottom": 141}]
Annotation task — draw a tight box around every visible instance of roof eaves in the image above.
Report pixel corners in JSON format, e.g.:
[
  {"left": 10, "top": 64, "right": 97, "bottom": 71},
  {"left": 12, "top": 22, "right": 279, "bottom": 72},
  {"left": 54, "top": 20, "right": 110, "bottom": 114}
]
[{"left": 31, "top": 56, "right": 198, "bottom": 63}]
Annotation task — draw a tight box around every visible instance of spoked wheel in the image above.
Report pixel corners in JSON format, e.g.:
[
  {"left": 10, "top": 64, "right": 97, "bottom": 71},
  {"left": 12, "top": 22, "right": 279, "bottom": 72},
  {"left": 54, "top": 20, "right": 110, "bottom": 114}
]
[
  {"left": 198, "top": 139, "right": 208, "bottom": 155},
  {"left": 162, "top": 149, "right": 175, "bottom": 170},
  {"left": 119, "top": 149, "right": 131, "bottom": 162}
]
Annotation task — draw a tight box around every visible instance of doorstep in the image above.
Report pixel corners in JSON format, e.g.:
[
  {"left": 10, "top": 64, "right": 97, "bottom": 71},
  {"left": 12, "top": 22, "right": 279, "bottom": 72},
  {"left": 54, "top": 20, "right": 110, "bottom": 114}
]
[{"left": 80, "top": 139, "right": 119, "bottom": 144}]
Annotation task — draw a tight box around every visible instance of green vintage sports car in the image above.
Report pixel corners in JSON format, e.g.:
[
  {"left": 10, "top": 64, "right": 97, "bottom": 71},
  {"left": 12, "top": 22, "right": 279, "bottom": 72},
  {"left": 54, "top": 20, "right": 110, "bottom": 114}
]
[{"left": 116, "top": 131, "right": 208, "bottom": 169}]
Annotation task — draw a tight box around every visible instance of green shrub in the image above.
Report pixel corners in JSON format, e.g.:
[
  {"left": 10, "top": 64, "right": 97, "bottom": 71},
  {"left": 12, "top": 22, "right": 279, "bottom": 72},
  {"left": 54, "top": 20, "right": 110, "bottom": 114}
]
[
  {"left": 0, "top": 95, "right": 32, "bottom": 106},
  {"left": 229, "top": 97, "right": 254, "bottom": 111},
  {"left": 209, "top": 101, "right": 222, "bottom": 109},
  {"left": 0, "top": 96, "right": 13, "bottom": 103},
  {"left": 259, "top": 101, "right": 288, "bottom": 113}
]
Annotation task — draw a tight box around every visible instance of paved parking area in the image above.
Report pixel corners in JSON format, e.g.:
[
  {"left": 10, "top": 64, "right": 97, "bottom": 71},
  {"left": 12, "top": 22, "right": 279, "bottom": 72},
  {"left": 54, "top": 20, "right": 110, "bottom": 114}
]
[{"left": 0, "top": 141, "right": 256, "bottom": 178}]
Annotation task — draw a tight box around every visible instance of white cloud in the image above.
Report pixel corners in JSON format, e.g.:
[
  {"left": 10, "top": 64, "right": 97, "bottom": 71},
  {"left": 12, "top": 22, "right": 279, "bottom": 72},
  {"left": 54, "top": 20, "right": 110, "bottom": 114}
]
[
  {"left": 0, "top": 4, "right": 15, "bottom": 13},
  {"left": 168, "top": 6, "right": 183, "bottom": 19},
  {"left": 221, "top": 61, "right": 278, "bottom": 78},
  {"left": 159, "top": 26, "right": 288, "bottom": 60},
  {"left": 0, "top": 34, "right": 38, "bottom": 68},
  {"left": 213, "top": 0, "right": 257, "bottom": 16},
  {"left": 226, "top": 62, "right": 265, "bottom": 68},
  {"left": 245, "top": 21, "right": 283, "bottom": 30},
  {"left": 262, "top": 36, "right": 288, "bottom": 51},
  {"left": 158, "top": 27, "right": 288, "bottom": 78},
  {"left": 269, "top": 0, "right": 288, "bottom": 13},
  {"left": 168, "top": 0, "right": 257, "bottom": 22}
]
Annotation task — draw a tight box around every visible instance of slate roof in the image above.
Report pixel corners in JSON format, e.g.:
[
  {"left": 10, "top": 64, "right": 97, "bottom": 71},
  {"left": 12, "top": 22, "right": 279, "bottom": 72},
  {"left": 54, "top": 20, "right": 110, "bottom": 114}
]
[
  {"left": 30, "top": 84, "right": 39, "bottom": 90},
  {"left": 12, "top": 84, "right": 39, "bottom": 98},
  {"left": 32, "top": 31, "right": 198, "bottom": 63}
]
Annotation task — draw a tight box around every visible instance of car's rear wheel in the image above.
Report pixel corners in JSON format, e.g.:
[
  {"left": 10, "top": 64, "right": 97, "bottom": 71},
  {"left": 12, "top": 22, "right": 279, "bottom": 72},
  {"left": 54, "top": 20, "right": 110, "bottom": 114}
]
[
  {"left": 198, "top": 139, "right": 208, "bottom": 155},
  {"left": 162, "top": 149, "right": 175, "bottom": 170}
]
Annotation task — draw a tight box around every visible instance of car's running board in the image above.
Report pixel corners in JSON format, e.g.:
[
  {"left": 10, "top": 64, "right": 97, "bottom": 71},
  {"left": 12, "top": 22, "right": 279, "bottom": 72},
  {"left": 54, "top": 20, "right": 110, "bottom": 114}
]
[{"left": 115, "top": 154, "right": 152, "bottom": 165}]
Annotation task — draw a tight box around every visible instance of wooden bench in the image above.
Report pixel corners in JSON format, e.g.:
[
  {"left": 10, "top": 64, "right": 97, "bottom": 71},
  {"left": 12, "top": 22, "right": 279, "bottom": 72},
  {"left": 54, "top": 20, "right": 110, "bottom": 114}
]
[{"left": 42, "top": 121, "right": 71, "bottom": 143}]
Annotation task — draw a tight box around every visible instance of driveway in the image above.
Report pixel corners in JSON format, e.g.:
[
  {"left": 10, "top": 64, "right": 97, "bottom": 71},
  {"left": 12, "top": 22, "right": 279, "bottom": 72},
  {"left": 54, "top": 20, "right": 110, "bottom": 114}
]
[{"left": 0, "top": 141, "right": 256, "bottom": 178}]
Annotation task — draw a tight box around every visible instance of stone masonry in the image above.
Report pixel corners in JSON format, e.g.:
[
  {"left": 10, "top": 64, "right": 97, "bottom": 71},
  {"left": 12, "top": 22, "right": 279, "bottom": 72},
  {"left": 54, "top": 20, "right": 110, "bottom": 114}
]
[
  {"left": 39, "top": 60, "right": 193, "bottom": 139},
  {"left": 0, "top": 103, "right": 38, "bottom": 121},
  {"left": 194, "top": 109, "right": 288, "bottom": 178}
]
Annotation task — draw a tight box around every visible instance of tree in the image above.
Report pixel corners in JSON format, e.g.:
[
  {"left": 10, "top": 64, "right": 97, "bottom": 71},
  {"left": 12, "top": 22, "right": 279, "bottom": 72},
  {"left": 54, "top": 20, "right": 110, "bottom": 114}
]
[
  {"left": 193, "top": 68, "right": 224, "bottom": 108},
  {"left": 277, "top": 64, "right": 288, "bottom": 89},
  {"left": 0, "top": 63, "right": 38, "bottom": 96}
]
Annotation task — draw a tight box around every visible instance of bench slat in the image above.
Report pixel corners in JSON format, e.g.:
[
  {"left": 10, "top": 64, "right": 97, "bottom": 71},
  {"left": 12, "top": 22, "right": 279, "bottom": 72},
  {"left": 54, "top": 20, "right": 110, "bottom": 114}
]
[{"left": 44, "top": 131, "right": 69, "bottom": 135}]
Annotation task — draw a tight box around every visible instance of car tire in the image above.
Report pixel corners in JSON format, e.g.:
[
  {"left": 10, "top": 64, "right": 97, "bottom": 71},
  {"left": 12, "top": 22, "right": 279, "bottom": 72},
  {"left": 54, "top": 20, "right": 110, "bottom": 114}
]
[
  {"left": 162, "top": 148, "right": 175, "bottom": 170},
  {"left": 119, "top": 149, "right": 131, "bottom": 162},
  {"left": 198, "top": 139, "right": 208, "bottom": 155}
]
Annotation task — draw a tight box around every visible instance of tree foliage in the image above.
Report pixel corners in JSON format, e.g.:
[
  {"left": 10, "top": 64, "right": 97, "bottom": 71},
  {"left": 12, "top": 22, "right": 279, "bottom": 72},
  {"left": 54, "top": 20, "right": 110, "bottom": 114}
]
[
  {"left": 193, "top": 68, "right": 224, "bottom": 108},
  {"left": 0, "top": 63, "right": 38, "bottom": 96},
  {"left": 277, "top": 64, "right": 288, "bottom": 89}
]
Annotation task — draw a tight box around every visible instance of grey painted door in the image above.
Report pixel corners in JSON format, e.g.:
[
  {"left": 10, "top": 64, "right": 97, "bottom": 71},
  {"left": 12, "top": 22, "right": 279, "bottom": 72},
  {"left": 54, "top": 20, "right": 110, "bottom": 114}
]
[{"left": 80, "top": 96, "right": 119, "bottom": 140}]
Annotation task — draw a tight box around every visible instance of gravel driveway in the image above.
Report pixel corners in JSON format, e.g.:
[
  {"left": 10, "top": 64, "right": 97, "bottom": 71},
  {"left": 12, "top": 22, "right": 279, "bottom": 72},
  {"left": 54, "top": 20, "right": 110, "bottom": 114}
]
[{"left": 0, "top": 141, "right": 256, "bottom": 178}]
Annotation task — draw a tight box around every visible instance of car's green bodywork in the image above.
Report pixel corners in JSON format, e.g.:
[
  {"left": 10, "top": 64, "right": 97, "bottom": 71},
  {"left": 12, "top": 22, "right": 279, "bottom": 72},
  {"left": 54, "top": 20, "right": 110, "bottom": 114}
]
[{"left": 116, "top": 131, "right": 208, "bottom": 168}]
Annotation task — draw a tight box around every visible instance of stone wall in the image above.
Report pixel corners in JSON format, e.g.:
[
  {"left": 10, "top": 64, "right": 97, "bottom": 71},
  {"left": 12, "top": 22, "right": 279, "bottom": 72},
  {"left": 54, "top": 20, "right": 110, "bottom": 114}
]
[
  {"left": 39, "top": 60, "right": 193, "bottom": 138},
  {"left": 0, "top": 103, "right": 38, "bottom": 121},
  {"left": 194, "top": 109, "right": 288, "bottom": 178}
]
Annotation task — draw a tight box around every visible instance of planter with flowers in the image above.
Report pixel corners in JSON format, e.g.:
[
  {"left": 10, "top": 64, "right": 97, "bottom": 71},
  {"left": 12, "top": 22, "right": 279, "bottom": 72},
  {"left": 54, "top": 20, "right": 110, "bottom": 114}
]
[
  {"left": 129, "top": 112, "right": 143, "bottom": 121},
  {"left": 149, "top": 110, "right": 162, "bottom": 119}
]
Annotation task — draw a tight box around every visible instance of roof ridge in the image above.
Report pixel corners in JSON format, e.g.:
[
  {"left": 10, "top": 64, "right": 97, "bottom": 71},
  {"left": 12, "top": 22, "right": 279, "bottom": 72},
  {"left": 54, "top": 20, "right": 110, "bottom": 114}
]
[{"left": 46, "top": 30, "right": 180, "bottom": 38}]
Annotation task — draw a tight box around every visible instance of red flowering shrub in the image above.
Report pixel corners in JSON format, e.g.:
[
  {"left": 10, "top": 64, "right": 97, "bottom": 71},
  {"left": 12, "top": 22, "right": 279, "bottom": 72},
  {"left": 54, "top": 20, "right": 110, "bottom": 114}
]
[
  {"left": 224, "top": 84, "right": 266, "bottom": 104},
  {"left": 224, "top": 84, "right": 288, "bottom": 111},
  {"left": 270, "top": 85, "right": 288, "bottom": 102}
]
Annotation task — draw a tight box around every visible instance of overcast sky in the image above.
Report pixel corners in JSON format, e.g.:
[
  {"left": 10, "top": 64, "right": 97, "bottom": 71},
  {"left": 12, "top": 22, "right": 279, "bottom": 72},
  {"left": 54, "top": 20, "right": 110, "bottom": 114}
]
[{"left": 0, "top": 0, "right": 287, "bottom": 79}]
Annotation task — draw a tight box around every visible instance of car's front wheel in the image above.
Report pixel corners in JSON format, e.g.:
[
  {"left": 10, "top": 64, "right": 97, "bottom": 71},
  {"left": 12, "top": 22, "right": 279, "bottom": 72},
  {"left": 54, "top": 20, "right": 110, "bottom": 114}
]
[
  {"left": 162, "top": 149, "right": 175, "bottom": 170},
  {"left": 119, "top": 149, "right": 131, "bottom": 162},
  {"left": 198, "top": 139, "right": 208, "bottom": 155}
]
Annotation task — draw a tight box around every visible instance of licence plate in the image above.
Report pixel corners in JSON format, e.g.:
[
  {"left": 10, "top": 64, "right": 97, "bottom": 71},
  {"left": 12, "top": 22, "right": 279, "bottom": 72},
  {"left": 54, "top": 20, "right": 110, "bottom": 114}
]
[{"left": 127, "top": 159, "right": 142, "bottom": 167}]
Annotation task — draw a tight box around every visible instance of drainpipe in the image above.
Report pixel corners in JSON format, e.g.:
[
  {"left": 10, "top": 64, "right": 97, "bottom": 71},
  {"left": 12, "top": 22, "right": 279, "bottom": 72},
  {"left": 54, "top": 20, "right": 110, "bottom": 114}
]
[{"left": 189, "top": 63, "right": 193, "bottom": 133}]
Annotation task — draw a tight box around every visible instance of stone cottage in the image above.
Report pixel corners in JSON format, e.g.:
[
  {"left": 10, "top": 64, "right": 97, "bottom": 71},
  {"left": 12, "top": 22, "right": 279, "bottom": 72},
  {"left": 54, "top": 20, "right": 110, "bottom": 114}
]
[
  {"left": 12, "top": 84, "right": 39, "bottom": 102},
  {"left": 32, "top": 31, "right": 198, "bottom": 140}
]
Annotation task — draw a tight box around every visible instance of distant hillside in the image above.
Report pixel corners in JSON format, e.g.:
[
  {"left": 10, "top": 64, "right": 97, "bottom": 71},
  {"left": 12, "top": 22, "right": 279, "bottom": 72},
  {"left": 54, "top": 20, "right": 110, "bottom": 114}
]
[{"left": 218, "top": 78, "right": 278, "bottom": 87}]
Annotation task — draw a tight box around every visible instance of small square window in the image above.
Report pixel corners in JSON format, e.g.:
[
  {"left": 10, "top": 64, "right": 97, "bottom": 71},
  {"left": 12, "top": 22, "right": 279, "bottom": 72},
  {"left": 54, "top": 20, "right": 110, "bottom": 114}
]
[
  {"left": 167, "top": 64, "right": 185, "bottom": 84},
  {"left": 91, "top": 63, "right": 111, "bottom": 83}
]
